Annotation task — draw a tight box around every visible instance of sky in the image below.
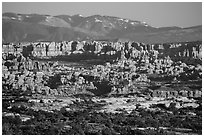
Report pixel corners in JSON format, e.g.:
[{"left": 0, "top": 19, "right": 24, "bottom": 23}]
[{"left": 2, "top": 2, "right": 202, "bottom": 28}]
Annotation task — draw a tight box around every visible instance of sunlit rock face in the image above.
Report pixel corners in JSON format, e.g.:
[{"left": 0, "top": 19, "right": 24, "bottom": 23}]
[
  {"left": 3, "top": 41, "right": 201, "bottom": 63},
  {"left": 2, "top": 40, "right": 202, "bottom": 135},
  {"left": 2, "top": 40, "right": 202, "bottom": 98}
]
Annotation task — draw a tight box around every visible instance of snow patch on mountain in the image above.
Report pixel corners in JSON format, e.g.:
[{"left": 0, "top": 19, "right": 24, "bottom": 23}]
[
  {"left": 124, "top": 19, "right": 129, "bottom": 23},
  {"left": 117, "top": 18, "right": 124, "bottom": 21},
  {"left": 130, "top": 22, "right": 139, "bottom": 25},
  {"left": 95, "top": 18, "right": 102, "bottom": 23},
  {"left": 17, "top": 15, "right": 22, "bottom": 20},
  {"left": 40, "top": 16, "right": 71, "bottom": 28}
]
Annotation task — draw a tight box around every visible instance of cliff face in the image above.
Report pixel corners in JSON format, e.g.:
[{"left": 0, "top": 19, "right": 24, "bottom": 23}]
[
  {"left": 2, "top": 40, "right": 202, "bottom": 98},
  {"left": 2, "top": 41, "right": 202, "bottom": 60}
]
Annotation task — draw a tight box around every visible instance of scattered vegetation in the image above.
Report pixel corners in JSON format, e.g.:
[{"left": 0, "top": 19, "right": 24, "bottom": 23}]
[{"left": 2, "top": 98, "right": 202, "bottom": 135}]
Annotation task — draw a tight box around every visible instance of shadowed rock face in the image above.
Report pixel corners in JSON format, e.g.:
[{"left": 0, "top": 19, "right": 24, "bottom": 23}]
[
  {"left": 3, "top": 40, "right": 202, "bottom": 66},
  {"left": 2, "top": 39, "right": 202, "bottom": 99},
  {"left": 2, "top": 13, "right": 202, "bottom": 43},
  {"left": 91, "top": 81, "right": 112, "bottom": 96},
  {"left": 2, "top": 42, "right": 202, "bottom": 135}
]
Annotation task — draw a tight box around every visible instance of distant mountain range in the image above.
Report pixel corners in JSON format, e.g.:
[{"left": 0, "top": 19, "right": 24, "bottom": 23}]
[{"left": 2, "top": 12, "right": 202, "bottom": 43}]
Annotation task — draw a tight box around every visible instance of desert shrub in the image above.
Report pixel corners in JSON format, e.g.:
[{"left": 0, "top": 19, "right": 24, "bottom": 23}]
[
  {"left": 2, "top": 116, "right": 22, "bottom": 135},
  {"left": 2, "top": 123, "right": 14, "bottom": 135}
]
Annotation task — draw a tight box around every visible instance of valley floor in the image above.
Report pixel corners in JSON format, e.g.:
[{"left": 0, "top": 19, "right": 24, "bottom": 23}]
[{"left": 2, "top": 90, "right": 202, "bottom": 135}]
